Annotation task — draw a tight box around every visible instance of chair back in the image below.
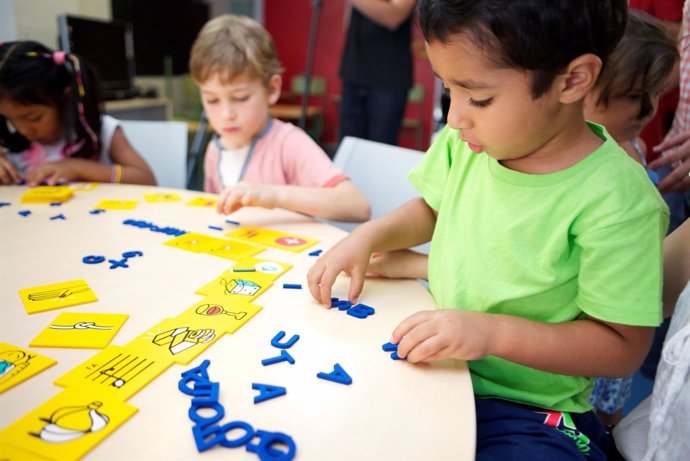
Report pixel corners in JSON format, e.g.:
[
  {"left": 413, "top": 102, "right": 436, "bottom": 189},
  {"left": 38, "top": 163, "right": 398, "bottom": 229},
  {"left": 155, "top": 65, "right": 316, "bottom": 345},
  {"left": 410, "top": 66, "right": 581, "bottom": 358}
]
[
  {"left": 119, "top": 120, "right": 188, "bottom": 189},
  {"left": 329, "top": 136, "right": 425, "bottom": 237}
]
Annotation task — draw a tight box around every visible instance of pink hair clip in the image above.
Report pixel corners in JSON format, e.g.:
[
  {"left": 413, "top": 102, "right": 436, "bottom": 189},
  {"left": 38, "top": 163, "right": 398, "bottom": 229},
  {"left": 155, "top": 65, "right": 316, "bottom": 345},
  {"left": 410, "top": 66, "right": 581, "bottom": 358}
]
[{"left": 53, "top": 51, "right": 66, "bottom": 65}]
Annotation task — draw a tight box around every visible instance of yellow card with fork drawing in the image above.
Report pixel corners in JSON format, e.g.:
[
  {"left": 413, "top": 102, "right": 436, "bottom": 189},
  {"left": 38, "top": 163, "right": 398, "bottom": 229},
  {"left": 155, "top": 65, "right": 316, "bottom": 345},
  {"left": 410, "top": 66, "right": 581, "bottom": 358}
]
[{"left": 18, "top": 279, "right": 98, "bottom": 314}]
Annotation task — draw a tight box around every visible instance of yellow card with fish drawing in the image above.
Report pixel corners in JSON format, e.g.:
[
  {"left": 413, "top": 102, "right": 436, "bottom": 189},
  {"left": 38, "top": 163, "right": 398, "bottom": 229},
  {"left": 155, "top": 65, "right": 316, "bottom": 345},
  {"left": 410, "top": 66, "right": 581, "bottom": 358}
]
[
  {"left": 0, "top": 387, "right": 137, "bottom": 461},
  {"left": 18, "top": 279, "right": 98, "bottom": 314},
  {"left": 186, "top": 196, "right": 217, "bottom": 207},
  {"left": 175, "top": 296, "right": 263, "bottom": 334},
  {"left": 93, "top": 199, "right": 138, "bottom": 209},
  {"left": 0, "top": 343, "right": 56, "bottom": 394},
  {"left": 54, "top": 345, "right": 172, "bottom": 401},
  {"left": 29, "top": 313, "right": 128, "bottom": 349},
  {"left": 226, "top": 226, "right": 318, "bottom": 253}
]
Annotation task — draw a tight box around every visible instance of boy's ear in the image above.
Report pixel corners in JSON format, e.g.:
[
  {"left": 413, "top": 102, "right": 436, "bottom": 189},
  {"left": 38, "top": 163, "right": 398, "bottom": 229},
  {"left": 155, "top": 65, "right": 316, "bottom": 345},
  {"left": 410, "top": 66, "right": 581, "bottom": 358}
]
[
  {"left": 557, "top": 54, "right": 602, "bottom": 104},
  {"left": 267, "top": 74, "right": 282, "bottom": 105}
]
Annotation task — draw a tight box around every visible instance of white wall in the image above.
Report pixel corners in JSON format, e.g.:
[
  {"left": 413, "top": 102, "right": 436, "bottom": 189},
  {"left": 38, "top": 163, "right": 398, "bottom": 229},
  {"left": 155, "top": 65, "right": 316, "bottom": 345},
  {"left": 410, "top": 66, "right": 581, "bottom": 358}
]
[{"left": 8, "top": 0, "right": 110, "bottom": 48}]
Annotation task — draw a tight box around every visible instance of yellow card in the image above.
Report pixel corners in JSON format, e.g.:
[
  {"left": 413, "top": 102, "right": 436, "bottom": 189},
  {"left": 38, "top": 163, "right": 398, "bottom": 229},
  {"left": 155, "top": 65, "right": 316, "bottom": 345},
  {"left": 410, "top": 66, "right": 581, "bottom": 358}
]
[
  {"left": 226, "top": 226, "right": 318, "bottom": 253},
  {"left": 21, "top": 185, "right": 74, "bottom": 203},
  {"left": 18, "top": 279, "right": 98, "bottom": 314},
  {"left": 54, "top": 345, "right": 172, "bottom": 401},
  {"left": 186, "top": 196, "right": 218, "bottom": 207},
  {"left": 29, "top": 313, "right": 128, "bottom": 349},
  {"left": 203, "top": 237, "right": 265, "bottom": 260},
  {"left": 0, "top": 388, "right": 137, "bottom": 461},
  {"left": 175, "top": 296, "right": 262, "bottom": 334},
  {"left": 70, "top": 182, "right": 98, "bottom": 192},
  {"left": 230, "top": 257, "right": 293, "bottom": 281},
  {"left": 143, "top": 192, "right": 182, "bottom": 202},
  {"left": 93, "top": 199, "right": 138, "bottom": 210},
  {"left": 125, "top": 318, "right": 223, "bottom": 365},
  {"left": 163, "top": 232, "right": 224, "bottom": 253},
  {"left": 0, "top": 343, "right": 56, "bottom": 394},
  {"left": 196, "top": 271, "right": 273, "bottom": 302},
  {"left": 0, "top": 440, "right": 52, "bottom": 460}
]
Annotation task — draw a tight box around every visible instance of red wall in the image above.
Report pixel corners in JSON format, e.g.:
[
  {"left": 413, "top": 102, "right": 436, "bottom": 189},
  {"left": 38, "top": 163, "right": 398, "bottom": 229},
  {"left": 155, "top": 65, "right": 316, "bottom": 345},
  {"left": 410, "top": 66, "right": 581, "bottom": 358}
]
[{"left": 264, "top": 0, "right": 435, "bottom": 151}]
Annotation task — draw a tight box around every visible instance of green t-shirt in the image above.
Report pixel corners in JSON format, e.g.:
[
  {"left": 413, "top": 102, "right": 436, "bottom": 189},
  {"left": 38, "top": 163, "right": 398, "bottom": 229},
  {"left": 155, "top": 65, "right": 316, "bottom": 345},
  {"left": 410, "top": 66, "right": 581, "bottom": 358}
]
[{"left": 408, "top": 123, "right": 669, "bottom": 412}]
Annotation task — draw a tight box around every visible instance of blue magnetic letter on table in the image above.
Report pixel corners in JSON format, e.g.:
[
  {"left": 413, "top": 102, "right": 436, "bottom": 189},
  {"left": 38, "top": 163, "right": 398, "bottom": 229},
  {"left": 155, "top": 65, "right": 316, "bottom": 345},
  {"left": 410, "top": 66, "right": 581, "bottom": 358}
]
[
  {"left": 252, "top": 383, "right": 287, "bottom": 404},
  {"left": 282, "top": 283, "right": 302, "bottom": 290},
  {"left": 246, "top": 430, "right": 297, "bottom": 461},
  {"left": 49, "top": 213, "right": 65, "bottom": 220},
  {"left": 18, "top": 210, "right": 31, "bottom": 217},
  {"left": 82, "top": 255, "right": 106, "bottom": 264},
  {"left": 270, "top": 331, "right": 300, "bottom": 349},
  {"left": 317, "top": 363, "right": 352, "bottom": 385},
  {"left": 382, "top": 341, "right": 398, "bottom": 352},
  {"left": 108, "top": 258, "right": 129, "bottom": 269},
  {"left": 90, "top": 208, "right": 105, "bottom": 214},
  {"left": 192, "top": 420, "right": 255, "bottom": 452},
  {"left": 308, "top": 249, "right": 322, "bottom": 256},
  {"left": 347, "top": 303, "right": 375, "bottom": 319},
  {"left": 191, "top": 381, "right": 220, "bottom": 406},
  {"left": 335, "top": 300, "right": 352, "bottom": 311},
  {"left": 225, "top": 219, "right": 240, "bottom": 225},
  {"left": 189, "top": 401, "right": 225, "bottom": 428},
  {"left": 208, "top": 225, "right": 223, "bottom": 231},
  {"left": 179, "top": 359, "right": 211, "bottom": 395},
  {"left": 261, "top": 349, "right": 295, "bottom": 366},
  {"left": 0, "top": 202, "right": 10, "bottom": 207},
  {"left": 122, "top": 250, "right": 143, "bottom": 259}
]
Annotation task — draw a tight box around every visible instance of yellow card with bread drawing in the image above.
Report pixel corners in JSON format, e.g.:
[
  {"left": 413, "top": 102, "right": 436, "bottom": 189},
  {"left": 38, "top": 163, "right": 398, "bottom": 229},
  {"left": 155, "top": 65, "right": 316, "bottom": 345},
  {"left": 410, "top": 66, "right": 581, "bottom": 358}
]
[
  {"left": 0, "top": 387, "right": 137, "bottom": 461},
  {"left": 29, "top": 312, "right": 128, "bottom": 349},
  {"left": 0, "top": 343, "right": 56, "bottom": 394},
  {"left": 226, "top": 226, "right": 318, "bottom": 252},
  {"left": 18, "top": 279, "right": 98, "bottom": 314}
]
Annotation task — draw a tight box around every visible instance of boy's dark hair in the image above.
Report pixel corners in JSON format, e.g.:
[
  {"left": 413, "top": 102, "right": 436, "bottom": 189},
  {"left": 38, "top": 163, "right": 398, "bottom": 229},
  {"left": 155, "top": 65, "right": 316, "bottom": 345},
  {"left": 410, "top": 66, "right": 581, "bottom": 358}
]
[
  {"left": 594, "top": 9, "right": 679, "bottom": 120},
  {"left": 0, "top": 41, "right": 103, "bottom": 159},
  {"left": 418, "top": 0, "right": 628, "bottom": 99}
]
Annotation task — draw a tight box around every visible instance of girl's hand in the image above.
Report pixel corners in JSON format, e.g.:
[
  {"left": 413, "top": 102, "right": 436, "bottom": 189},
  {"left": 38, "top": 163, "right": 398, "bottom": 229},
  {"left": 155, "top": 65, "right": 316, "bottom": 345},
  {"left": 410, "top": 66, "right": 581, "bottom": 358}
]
[
  {"left": 307, "top": 232, "right": 374, "bottom": 306},
  {"left": 650, "top": 130, "right": 690, "bottom": 192},
  {"left": 217, "top": 182, "right": 278, "bottom": 214},
  {"left": 0, "top": 153, "right": 22, "bottom": 185},
  {"left": 25, "top": 159, "right": 79, "bottom": 186},
  {"left": 391, "top": 309, "right": 496, "bottom": 363}
]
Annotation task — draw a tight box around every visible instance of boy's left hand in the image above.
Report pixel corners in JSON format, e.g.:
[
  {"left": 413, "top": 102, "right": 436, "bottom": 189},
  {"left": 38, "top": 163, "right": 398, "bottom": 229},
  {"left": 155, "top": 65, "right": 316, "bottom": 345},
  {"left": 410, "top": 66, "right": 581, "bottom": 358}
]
[
  {"left": 217, "top": 182, "right": 278, "bottom": 214},
  {"left": 391, "top": 309, "right": 495, "bottom": 363}
]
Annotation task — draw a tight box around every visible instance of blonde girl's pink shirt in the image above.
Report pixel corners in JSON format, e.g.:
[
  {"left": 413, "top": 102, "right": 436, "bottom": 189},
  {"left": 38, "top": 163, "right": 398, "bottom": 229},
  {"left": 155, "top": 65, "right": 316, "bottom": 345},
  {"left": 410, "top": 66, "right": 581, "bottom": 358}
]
[{"left": 204, "top": 118, "right": 347, "bottom": 193}]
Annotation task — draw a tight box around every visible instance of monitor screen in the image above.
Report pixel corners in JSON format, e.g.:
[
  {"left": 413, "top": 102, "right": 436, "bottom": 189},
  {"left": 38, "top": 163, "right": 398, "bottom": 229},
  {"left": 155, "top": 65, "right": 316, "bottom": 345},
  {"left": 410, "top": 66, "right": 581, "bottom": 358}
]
[{"left": 58, "top": 14, "right": 137, "bottom": 99}]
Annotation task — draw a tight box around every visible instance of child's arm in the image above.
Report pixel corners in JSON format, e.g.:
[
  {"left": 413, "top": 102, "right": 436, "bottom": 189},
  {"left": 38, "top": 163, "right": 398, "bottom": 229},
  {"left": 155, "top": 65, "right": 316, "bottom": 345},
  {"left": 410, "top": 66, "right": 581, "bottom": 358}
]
[
  {"left": 391, "top": 309, "right": 654, "bottom": 378},
  {"left": 0, "top": 150, "right": 22, "bottom": 185},
  {"left": 366, "top": 250, "right": 429, "bottom": 280},
  {"left": 307, "top": 198, "right": 436, "bottom": 305},
  {"left": 662, "top": 218, "right": 690, "bottom": 317},
  {"left": 25, "top": 128, "right": 156, "bottom": 186},
  {"left": 216, "top": 179, "right": 371, "bottom": 222}
]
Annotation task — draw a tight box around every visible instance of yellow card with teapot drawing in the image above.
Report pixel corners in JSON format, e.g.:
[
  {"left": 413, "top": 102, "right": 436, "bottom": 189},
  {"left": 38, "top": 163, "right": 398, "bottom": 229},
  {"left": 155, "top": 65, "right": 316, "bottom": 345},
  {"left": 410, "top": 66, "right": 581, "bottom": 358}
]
[
  {"left": 226, "top": 226, "right": 318, "bottom": 253},
  {"left": 0, "top": 387, "right": 137, "bottom": 461}
]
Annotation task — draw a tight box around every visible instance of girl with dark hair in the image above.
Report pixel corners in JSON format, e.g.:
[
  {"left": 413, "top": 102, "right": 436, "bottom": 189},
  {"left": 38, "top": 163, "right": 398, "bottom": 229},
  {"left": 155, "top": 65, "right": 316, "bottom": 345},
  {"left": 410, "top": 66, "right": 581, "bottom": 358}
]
[{"left": 0, "top": 41, "right": 154, "bottom": 186}]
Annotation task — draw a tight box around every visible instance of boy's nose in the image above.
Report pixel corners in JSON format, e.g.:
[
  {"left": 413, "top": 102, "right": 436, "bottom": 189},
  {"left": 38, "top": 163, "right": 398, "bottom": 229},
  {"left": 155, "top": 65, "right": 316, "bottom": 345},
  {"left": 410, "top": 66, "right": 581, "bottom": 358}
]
[
  {"left": 447, "top": 100, "right": 471, "bottom": 130},
  {"left": 220, "top": 103, "right": 237, "bottom": 120}
]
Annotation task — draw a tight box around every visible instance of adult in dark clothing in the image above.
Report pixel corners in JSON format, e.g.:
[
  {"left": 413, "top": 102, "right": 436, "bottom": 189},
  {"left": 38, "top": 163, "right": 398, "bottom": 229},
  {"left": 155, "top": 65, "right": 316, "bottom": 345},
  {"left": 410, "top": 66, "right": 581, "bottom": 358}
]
[{"left": 339, "top": 0, "right": 416, "bottom": 145}]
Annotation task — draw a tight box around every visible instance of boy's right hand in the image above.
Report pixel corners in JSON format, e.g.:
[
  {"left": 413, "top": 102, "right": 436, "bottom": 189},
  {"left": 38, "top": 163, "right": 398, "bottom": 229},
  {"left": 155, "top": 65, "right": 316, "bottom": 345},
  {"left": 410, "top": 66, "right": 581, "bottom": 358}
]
[
  {"left": 0, "top": 154, "right": 22, "bottom": 185},
  {"left": 217, "top": 182, "right": 278, "bottom": 214},
  {"left": 307, "top": 232, "right": 374, "bottom": 306}
]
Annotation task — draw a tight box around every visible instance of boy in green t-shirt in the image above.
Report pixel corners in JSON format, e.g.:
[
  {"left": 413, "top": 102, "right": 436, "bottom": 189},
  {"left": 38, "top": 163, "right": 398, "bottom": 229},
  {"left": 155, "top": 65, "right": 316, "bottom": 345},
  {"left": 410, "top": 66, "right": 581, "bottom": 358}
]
[{"left": 308, "top": 0, "right": 669, "bottom": 459}]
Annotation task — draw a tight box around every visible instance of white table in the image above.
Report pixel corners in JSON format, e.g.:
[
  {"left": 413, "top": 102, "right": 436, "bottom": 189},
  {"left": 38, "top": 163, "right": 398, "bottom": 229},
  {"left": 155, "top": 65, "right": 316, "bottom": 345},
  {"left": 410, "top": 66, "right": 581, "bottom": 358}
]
[{"left": 0, "top": 184, "right": 475, "bottom": 460}]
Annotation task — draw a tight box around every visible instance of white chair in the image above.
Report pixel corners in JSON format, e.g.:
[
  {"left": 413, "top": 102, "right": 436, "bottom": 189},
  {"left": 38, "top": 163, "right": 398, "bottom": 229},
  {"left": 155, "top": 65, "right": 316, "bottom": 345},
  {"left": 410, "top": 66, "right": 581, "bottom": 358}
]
[
  {"left": 327, "top": 136, "right": 426, "bottom": 239},
  {"left": 119, "top": 120, "right": 188, "bottom": 189}
]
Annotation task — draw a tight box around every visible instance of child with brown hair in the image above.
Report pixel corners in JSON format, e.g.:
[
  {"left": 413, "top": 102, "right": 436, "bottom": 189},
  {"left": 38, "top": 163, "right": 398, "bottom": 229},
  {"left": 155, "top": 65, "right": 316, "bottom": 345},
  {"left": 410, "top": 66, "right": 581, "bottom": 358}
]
[{"left": 189, "top": 15, "right": 370, "bottom": 222}]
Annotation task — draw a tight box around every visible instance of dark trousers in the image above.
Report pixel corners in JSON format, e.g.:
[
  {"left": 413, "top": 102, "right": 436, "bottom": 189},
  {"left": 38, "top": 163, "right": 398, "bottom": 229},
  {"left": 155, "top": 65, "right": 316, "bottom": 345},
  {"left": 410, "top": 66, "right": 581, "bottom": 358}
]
[
  {"left": 339, "top": 80, "right": 408, "bottom": 146},
  {"left": 475, "top": 398, "right": 610, "bottom": 461}
]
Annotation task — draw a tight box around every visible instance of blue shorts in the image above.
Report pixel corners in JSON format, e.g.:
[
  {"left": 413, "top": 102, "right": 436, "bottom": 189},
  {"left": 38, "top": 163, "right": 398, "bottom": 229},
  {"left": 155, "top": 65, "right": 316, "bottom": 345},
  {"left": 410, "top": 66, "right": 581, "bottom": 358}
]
[{"left": 475, "top": 398, "right": 609, "bottom": 460}]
